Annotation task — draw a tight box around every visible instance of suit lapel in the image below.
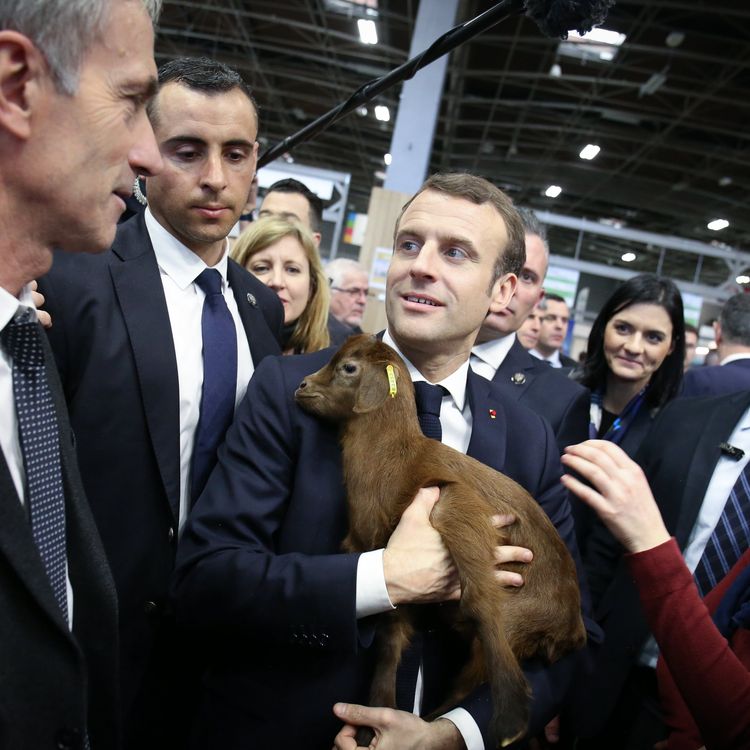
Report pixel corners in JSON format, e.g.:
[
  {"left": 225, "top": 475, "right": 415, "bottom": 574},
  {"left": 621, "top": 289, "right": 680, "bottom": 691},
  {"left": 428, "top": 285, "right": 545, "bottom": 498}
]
[
  {"left": 491, "top": 339, "right": 539, "bottom": 403},
  {"left": 109, "top": 216, "right": 181, "bottom": 521},
  {"left": 466, "top": 369, "right": 507, "bottom": 471},
  {"left": 673, "top": 391, "right": 750, "bottom": 546},
  {"left": 227, "top": 259, "right": 281, "bottom": 364}
]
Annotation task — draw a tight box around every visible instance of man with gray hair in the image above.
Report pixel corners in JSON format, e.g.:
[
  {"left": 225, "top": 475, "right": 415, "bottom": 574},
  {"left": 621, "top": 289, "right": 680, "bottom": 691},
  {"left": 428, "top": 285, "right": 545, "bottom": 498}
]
[
  {"left": 682, "top": 293, "right": 750, "bottom": 397},
  {"left": 327, "top": 257, "right": 370, "bottom": 333},
  {"left": 0, "top": 1, "right": 162, "bottom": 747}
]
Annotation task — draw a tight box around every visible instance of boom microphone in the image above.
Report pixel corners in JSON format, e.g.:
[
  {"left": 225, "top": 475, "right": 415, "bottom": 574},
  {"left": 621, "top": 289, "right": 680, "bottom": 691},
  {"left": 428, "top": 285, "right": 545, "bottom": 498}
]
[{"left": 257, "top": 0, "right": 616, "bottom": 168}]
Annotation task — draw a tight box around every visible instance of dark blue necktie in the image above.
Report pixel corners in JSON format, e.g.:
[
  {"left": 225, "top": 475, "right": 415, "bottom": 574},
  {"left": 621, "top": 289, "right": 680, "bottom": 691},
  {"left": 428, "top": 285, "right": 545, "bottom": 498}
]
[
  {"left": 413, "top": 381, "right": 447, "bottom": 441},
  {"left": 190, "top": 269, "right": 237, "bottom": 504},
  {"left": 395, "top": 380, "right": 448, "bottom": 711},
  {"left": 695, "top": 463, "right": 750, "bottom": 596},
  {"left": 1, "top": 307, "right": 68, "bottom": 621}
]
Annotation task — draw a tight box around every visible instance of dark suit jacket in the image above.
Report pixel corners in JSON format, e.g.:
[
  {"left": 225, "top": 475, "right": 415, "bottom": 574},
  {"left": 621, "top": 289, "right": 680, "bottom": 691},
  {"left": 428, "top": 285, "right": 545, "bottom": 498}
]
[
  {"left": 0, "top": 322, "right": 119, "bottom": 750},
  {"left": 171, "top": 348, "right": 599, "bottom": 750},
  {"left": 37, "top": 213, "right": 283, "bottom": 739},
  {"left": 681, "top": 358, "right": 750, "bottom": 398},
  {"left": 569, "top": 390, "right": 750, "bottom": 737},
  {"left": 488, "top": 339, "right": 590, "bottom": 453}
]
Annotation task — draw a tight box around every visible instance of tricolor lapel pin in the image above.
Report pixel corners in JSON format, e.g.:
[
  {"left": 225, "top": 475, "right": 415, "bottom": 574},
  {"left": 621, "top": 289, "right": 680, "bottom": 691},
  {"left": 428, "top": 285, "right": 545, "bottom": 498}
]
[{"left": 489, "top": 409, "right": 497, "bottom": 419}]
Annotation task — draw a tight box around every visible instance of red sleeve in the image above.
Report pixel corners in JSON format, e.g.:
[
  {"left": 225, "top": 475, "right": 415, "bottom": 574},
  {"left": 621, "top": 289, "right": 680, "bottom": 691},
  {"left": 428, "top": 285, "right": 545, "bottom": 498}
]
[{"left": 626, "top": 540, "right": 750, "bottom": 749}]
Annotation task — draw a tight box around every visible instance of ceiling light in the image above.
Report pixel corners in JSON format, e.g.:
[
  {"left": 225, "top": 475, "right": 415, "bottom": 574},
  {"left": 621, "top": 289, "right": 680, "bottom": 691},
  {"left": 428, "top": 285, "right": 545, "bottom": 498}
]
[
  {"left": 549, "top": 63, "right": 562, "bottom": 77},
  {"left": 383, "top": 153, "right": 392, "bottom": 165},
  {"left": 357, "top": 19, "right": 378, "bottom": 45},
  {"left": 708, "top": 218, "right": 729, "bottom": 231},
  {"left": 621, "top": 252, "right": 637, "bottom": 262},
  {"left": 639, "top": 68, "right": 668, "bottom": 97},
  {"left": 579, "top": 144, "right": 600, "bottom": 160},
  {"left": 719, "top": 176, "right": 733, "bottom": 187},
  {"left": 545, "top": 185, "right": 562, "bottom": 198},
  {"left": 374, "top": 169, "right": 386, "bottom": 181},
  {"left": 696, "top": 345, "right": 709, "bottom": 356},
  {"left": 374, "top": 105, "right": 390, "bottom": 122},
  {"left": 356, "top": 106, "right": 368, "bottom": 117},
  {"left": 665, "top": 31, "right": 685, "bottom": 48},
  {"left": 736, "top": 275, "right": 750, "bottom": 284},
  {"left": 569, "top": 28, "right": 626, "bottom": 46}
]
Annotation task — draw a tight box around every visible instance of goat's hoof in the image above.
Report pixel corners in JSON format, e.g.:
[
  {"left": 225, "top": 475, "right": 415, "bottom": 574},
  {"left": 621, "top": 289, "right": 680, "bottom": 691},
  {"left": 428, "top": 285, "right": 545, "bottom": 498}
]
[{"left": 354, "top": 726, "right": 375, "bottom": 747}]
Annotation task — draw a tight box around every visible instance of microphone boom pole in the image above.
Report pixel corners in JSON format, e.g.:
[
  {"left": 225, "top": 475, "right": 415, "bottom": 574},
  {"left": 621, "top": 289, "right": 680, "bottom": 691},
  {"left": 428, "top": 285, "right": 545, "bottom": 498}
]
[
  {"left": 257, "top": 0, "right": 525, "bottom": 168},
  {"left": 257, "top": 0, "right": 616, "bottom": 168}
]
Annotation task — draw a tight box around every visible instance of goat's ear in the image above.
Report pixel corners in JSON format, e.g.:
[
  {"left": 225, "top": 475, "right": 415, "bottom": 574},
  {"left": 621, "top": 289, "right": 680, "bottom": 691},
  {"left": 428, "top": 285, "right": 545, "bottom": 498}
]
[{"left": 353, "top": 361, "right": 395, "bottom": 413}]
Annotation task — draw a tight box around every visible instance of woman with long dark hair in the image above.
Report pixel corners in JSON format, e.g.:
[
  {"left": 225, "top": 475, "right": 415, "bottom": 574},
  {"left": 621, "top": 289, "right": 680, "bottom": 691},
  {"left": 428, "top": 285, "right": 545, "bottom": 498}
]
[{"left": 577, "top": 273, "right": 685, "bottom": 457}]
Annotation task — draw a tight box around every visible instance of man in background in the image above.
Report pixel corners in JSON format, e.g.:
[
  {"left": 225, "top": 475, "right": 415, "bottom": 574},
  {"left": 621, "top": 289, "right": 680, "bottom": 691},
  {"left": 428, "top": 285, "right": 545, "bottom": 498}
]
[
  {"left": 518, "top": 302, "right": 542, "bottom": 350},
  {"left": 259, "top": 177, "right": 324, "bottom": 247},
  {"left": 326, "top": 257, "right": 370, "bottom": 334},
  {"left": 531, "top": 293, "right": 577, "bottom": 368},
  {"left": 0, "top": 0, "right": 162, "bottom": 746},
  {"left": 471, "top": 209, "right": 589, "bottom": 453},
  {"left": 683, "top": 323, "right": 698, "bottom": 371},
  {"left": 682, "top": 293, "right": 750, "bottom": 397}
]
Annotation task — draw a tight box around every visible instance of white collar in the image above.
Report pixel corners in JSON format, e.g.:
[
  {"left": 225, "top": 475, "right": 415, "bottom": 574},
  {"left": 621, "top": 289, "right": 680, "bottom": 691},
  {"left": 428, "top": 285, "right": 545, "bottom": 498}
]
[
  {"left": 382, "top": 329, "right": 468, "bottom": 412},
  {"left": 721, "top": 353, "right": 750, "bottom": 366},
  {"left": 0, "top": 283, "right": 36, "bottom": 330},
  {"left": 145, "top": 207, "right": 229, "bottom": 290},
  {"left": 472, "top": 332, "right": 517, "bottom": 370}
]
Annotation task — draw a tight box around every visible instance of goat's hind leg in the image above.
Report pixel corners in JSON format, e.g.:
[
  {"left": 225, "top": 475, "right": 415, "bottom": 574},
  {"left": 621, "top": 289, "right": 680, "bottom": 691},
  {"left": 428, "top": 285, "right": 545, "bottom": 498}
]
[
  {"left": 355, "top": 611, "right": 413, "bottom": 746},
  {"left": 432, "top": 495, "right": 531, "bottom": 747}
]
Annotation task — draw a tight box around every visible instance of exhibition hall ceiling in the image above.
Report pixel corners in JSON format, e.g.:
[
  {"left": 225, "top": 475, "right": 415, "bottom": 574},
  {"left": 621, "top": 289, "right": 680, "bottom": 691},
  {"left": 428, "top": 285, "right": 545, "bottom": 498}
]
[{"left": 155, "top": 0, "right": 750, "bottom": 288}]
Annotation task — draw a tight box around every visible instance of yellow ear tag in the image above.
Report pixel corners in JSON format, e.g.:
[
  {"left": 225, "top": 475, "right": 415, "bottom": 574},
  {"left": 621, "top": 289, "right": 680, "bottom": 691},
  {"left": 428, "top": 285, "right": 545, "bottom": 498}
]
[{"left": 386, "top": 364, "right": 397, "bottom": 398}]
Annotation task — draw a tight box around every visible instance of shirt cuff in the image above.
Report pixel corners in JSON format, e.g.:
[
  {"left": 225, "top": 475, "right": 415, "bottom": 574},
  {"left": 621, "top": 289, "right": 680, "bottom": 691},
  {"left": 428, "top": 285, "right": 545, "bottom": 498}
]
[
  {"left": 440, "top": 708, "right": 484, "bottom": 750},
  {"left": 355, "top": 549, "right": 395, "bottom": 619}
]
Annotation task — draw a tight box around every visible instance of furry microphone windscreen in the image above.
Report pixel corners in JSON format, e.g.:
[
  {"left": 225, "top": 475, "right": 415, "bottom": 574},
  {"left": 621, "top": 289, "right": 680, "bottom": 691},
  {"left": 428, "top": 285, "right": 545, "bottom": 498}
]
[{"left": 524, "top": 0, "right": 617, "bottom": 38}]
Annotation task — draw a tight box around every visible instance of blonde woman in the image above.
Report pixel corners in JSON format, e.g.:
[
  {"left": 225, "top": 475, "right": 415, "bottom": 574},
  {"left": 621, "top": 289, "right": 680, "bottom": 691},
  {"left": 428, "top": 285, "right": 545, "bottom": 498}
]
[{"left": 232, "top": 217, "right": 330, "bottom": 354}]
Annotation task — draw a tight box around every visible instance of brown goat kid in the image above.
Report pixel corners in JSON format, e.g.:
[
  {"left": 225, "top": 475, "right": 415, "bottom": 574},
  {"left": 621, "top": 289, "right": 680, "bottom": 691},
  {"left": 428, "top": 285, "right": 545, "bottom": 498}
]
[{"left": 295, "top": 335, "right": 586, "bottom": 747}]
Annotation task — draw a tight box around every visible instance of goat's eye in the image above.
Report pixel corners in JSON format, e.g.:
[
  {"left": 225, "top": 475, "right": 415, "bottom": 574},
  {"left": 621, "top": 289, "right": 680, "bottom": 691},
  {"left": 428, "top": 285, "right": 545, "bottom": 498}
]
[{"left": 342, "top": 363, "right": 358, "bottom": 374}]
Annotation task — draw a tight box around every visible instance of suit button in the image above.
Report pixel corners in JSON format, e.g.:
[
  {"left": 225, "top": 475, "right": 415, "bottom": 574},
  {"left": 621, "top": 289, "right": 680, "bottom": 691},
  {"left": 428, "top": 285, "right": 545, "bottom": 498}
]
[
  {"left": 55, "top": 727, "right": 82, "bottom": 750},
  {"left": 144, "top": 600, "right": 159, "bottom": 615},
  {"left": 168, "top": 527, "right": 175, "bottom": 543}
]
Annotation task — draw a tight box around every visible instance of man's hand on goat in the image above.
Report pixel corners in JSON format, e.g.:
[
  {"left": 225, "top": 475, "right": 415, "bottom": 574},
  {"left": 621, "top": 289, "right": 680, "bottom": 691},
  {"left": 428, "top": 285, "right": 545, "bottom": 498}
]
[
  {"left": 383, "top": 493, "right": 534, "bottom": 604},
  {"left": 492, "top": 513, "right": 532, "bottom": 588},
  {"left": 332, "top": 703, "right": 464, "bottom": 750},
  {"left": 383, "top": 487, "right": 461, "bottom": 605}
]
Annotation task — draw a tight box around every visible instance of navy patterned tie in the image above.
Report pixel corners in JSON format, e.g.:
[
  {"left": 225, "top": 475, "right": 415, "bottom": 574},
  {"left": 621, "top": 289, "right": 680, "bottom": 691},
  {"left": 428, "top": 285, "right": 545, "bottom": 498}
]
[
  {"left": 1, "top": 307, "right": 68, "bottom": 621},
  {"left": 190, "top": 269, "right": 238, "bottom": 504},
  {"left": 694, "top": 463, "right": 750, "bottom": 596},
  {"left": 413, "top": 381, "right": 447, "bottom": 441}
]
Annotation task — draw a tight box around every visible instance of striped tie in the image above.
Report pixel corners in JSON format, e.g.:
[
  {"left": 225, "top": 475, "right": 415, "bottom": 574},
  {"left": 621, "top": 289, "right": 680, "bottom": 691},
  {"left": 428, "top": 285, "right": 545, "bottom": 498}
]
[{"left": 694, "top": 463, "right": 750, "bottom": 596}]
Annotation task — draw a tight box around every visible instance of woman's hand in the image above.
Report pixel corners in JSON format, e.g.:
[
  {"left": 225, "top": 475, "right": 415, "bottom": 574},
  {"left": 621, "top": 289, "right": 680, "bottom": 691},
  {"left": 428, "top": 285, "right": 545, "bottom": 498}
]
[{"left": 561, "top": 440, "right": 670, "bottom": 553}]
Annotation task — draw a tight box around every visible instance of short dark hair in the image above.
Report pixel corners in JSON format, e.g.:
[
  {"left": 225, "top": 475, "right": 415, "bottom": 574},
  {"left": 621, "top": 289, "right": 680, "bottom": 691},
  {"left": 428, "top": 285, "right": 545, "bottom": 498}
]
[
  {"left": 148, "top": 57, "right": 258, "bottom": 129},
  {"left": 684, "top": 323, "right": 699, "bottom": 338},
  {"left": 578, "top": 273, "right": 685, "bottom": 409},
  {"left": 394, "top": 172, "right": 526, "bottom": 282},
  {"left": 264, "top": 178, "right": 324, "bottom": 234},
  {"left": 720, "top": 293, "right": 750, "bottom": 346},
  {"left": 539, "top": 292, "right": 567, "bottom": 310}
]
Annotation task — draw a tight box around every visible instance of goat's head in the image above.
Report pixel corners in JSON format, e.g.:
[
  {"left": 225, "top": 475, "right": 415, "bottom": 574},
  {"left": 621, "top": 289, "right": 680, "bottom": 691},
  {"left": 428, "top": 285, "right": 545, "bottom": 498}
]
[{"left": 295, "top": 334, "right": 410, "bottom": 422}]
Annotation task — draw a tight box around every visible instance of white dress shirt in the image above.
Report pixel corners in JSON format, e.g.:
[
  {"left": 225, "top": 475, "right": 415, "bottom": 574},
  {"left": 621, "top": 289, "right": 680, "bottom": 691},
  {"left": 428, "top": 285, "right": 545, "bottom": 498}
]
[
  {"left": 0, "top": 283, "right": 74, "bottom": 627},
  {"left": 530, "top": 348, "right": 562, "bottom": 368},
  {"left": 720, "top": 353, "right": 750, "bottom": 366},
  {"left": 354, "top": 329, "right": 483, "bottom": 750},
  {"left": 640, "top": 405, "right": 750, "bottom": 667},
  {"left": 145, "top": 209, "right": 254, "bottom": 533},
  {"left": 470, "top": 333, "right": 517, "bottom": 381}
]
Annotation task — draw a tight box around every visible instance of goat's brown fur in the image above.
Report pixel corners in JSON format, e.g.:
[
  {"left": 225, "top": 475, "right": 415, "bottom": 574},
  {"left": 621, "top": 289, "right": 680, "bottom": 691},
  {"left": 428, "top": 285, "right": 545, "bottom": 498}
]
[{"left": 295, "top": 335, "right": 587, "bottom": 747}]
